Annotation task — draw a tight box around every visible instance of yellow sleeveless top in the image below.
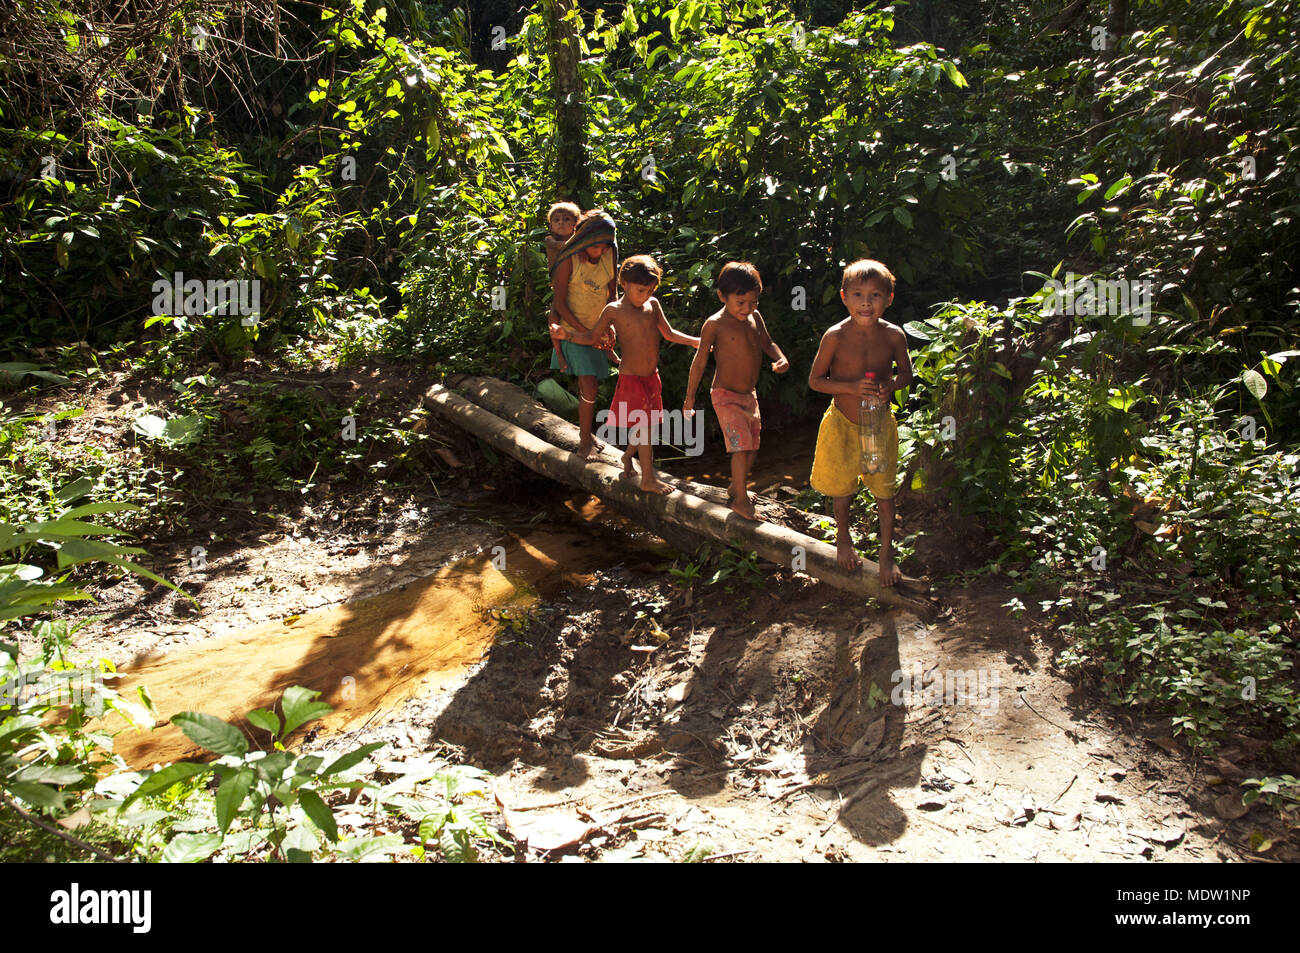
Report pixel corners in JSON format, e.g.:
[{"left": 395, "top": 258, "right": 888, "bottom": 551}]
[{"left": 567, "top": 249, "right": 614, "bottom": 329}]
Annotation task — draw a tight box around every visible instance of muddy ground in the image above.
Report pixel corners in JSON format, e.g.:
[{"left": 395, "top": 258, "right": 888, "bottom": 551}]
[{"left": 12, "top": 361, "right": 1296, "bottom": 862}]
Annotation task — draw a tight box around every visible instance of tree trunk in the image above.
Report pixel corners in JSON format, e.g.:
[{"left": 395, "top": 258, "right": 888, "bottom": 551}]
[
  {"left": 543, "top": 0, "right": 590, "bottom": 197},
  {"left": 444, "top": 374, "right": 812, "bottom": 530},
  {"left": 424, "top": 383, "right": 935, "bottom": 618}
]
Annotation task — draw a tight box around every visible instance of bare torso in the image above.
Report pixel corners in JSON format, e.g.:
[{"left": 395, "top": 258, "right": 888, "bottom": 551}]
[
  {"left": 825, "top": 318, "right": 905, "bottom": 421},
  {"left": 705, "top": 309, "right": 764, "bottom": 393},
  {"left": 606, "top": 297, "right": 665, "bottom": 376}
]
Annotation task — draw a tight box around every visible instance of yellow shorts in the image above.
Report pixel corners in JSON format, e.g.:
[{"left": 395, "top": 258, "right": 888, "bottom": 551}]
[{"left": 809, "top": 401, "right": 898, "bottom": 500}]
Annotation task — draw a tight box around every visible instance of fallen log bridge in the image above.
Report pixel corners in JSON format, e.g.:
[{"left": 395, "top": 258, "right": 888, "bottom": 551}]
[{"left": 424, "top": 378, "right": 935, "bottom": 618}]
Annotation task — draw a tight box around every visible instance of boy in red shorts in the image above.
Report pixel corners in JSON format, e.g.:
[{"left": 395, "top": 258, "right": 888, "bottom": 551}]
[
  {"left": 557, "top": 255, "right": 700, "bottom": 492},
  {"left": 683, "top": 262, "right": 790, "bottom": 519}
]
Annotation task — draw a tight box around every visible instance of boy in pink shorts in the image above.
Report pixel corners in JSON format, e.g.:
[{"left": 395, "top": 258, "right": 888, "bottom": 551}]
[
  {"left": 558, "top": 255, "right": 700, "bottom": 492},
  {"left": 683, "top": 262, "right": 789, "bottom": 519}
]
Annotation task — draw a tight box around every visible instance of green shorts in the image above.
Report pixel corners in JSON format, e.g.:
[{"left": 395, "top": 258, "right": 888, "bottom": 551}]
[{"left": 551, "top": 340, "right": 611, "bottom": 379}]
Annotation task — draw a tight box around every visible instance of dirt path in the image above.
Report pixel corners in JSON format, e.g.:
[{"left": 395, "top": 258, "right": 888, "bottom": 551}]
[
  {"left": 359, "top": 571, "right": 1240, "bottom": 862},
  {"left": 61, "top": 474, "right": 1267, "bottom": 861}
]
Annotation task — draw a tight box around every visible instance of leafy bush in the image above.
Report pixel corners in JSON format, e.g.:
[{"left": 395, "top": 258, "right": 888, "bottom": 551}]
[{"left": 1, "top": 492, "right": 169, "bottom": 836}]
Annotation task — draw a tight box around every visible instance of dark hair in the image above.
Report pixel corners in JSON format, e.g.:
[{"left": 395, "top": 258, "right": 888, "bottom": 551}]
[
  {"left": 619, "top": 254, "right": 662, "bottom": 286},
  {"left": 841, "top": 259, "right": 896, "bottom": 293},
  {"left": 717, "top": 261, "right": 762, "bottom": 296}
]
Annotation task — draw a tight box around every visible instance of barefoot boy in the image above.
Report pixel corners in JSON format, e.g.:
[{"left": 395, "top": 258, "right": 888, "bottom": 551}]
[
  {"left": 560, "top": 255, "right": 700, "bottom": 493},
  {"left": 808, "top": 259, "right": 913, "bottom": 586},
  {"left": 682, "top": 262, "right": 789, "bottom": 520}
]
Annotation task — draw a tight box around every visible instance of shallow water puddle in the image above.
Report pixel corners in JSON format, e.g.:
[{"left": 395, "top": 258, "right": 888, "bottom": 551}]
[{"left": 112, "top": 529, "right": 605, "bottom": 768}]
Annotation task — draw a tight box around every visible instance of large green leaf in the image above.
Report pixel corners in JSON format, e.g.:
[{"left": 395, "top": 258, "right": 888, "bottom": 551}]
[
  {"left": 20, "top": 519, "right": 119, "bottom": 537},
  {"left": 172, "top": 712, "right": 249, "bottom": 757},
  {"left": 440, "top": 826, "right": 476, "bottom": 863},
  {"left": 13, "top": 764, "right": 85, "bottom": 785},
  {"left": 298, "top": 788, "right": 337, "bottom": 842},
  {"left": 337, "top": 833, "right": 404, "bottom": 861},
  {"left": 0, "top": 363, "right": 70, "bottom": 386},
  {"left": 215, "top": 766, "right": 255, "bottom": 833},
  {"left": 4, "top": 779, "right": 65, "bottom": 810},
  {"left": 161, "top": 832, "right": 223, "bottom": 863},
  {"left": 1241, "top": 369, "right": 1267, "bottom": 402},
  {"left": 418, "top": 809, "right": 450, "bottom": 845},
  {"left": 51, "top": 536, "right": 146, "bottom": 565},
  {"left": 319, "top": 742, "right": 383, "bottom": 777},
  {"left": 56, "top": 477, "right": 96, "bottom": 503},
  {"left": 128, "top": 413, "right": 204, "bottom": 447},
  {"left": 279, "top": 686, "right": 333, "bottom": 737},
  {"left": 252, "top": 750, "right": 292, "bottom": 784},
  {"left": 246, "top": 708, "right": 280, "bottom": 737},
  {"left": 57, "top": 501, "right": 140, "bottom": 520},
  {"left": 121, "top": 762, "right": 211, "bottom": 808}
]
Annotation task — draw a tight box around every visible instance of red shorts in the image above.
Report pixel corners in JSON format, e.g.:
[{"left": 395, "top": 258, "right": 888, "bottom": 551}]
[
  {"left": 711, "top": 387, "right": 760, "bottom": 452},
  {"left": 610, "top": 371, "right": 663, "bottom": 437}
]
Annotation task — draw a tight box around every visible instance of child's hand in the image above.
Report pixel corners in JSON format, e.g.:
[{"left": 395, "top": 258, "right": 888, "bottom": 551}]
[
  {"left": 683, "top": 399, "right": 695, "bottom": 417},
  {"left": 771, "top": 356, "right": 789, "bottom": 374},
  {"left": 860, "top": 378, "right": 890, "bottom": 399},
  {"left": 549, "top": 320, "right": 568, "bottom": 341}
]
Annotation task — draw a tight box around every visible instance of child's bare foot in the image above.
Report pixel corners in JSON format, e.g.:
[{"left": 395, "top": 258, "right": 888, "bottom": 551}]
[
  {"left": 878, "top": 557, "right": 903, "bottom": 587},
  {"left": 639, "top": 476, "right": 675, "bottom": 495},
  {"left": 836, "top": 537, "right": 861, "bottom": 570},
  {"left": 577, "top": 439, "right": 599, "bottom": 460},
  {"left": 730, "top": 495, "right": 757, "bottom": 520},
  {"left": 620, "top": 449, "right": 637, "bottom": 481}
]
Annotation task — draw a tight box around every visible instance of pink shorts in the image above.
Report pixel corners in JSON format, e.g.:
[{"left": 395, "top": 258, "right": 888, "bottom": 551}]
[
  {"left": 610, "top": 371, "right": 664, "bottom": 435},
  {"left": 711, "top": 388, "right": 760, "bottom": 453}
]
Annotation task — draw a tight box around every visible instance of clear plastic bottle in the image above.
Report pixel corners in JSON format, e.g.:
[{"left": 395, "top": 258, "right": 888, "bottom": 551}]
[{"left": 859, "top": 372, "right": 887, "bottom": 474}]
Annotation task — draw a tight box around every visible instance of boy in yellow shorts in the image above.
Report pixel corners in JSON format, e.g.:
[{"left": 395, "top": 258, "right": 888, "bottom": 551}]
[{"left": 808, "top": 259, "right": 913, "bottom": 586}]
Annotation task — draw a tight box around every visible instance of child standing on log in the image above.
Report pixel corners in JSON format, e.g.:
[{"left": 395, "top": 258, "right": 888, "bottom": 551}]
[
  {"left": 543, "top": 201, "right": 580, "bottom": 371},
  {"left": 807, "top": 259, "right": 913, "bottom": 586},
  {"left": 548, "top": 210, "right": 620, "bottom": 458},
  {"left": 559, "top": 255, "right": 700, "bottom": 493},
  {"left": 682, "top": 262, "right": 789, "bottom": 520}
]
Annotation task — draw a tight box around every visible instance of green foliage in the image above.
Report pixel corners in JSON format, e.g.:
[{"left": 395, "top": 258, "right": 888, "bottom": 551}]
[
  {"left": 668, "top": 542, "right": 765, "bottom": 592},
  {"left": 1071, "top": 0, "right": 1300, "bottom": 438},
  {"left": 1, "top": 618, "right": 153, "bottom": 817},
  {"left": 407, "top": 765, "right": 508, "bottom": 863},
  {"left": 116, "top": 686, "right": 384, "bottom": 862},
  {"left": 1241, "top": 775, "right": 1300, "bottom": 812},
  {"left": 0, "top": 489, "right": 168, "bottom": 835},
  {"left": 105, "top": 686, "right": 508, "bottom": 863},
  {"left": 902, "top": 287, "right": 1300, "bottom": 756}
]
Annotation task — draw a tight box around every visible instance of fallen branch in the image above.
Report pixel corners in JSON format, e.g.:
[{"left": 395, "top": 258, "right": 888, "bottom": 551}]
[
  {"left": 447, "top": 374, "right": 812, "bottom": 528},
  {"left": 425, "top": 383, "right": 936, "bottom": 617}
]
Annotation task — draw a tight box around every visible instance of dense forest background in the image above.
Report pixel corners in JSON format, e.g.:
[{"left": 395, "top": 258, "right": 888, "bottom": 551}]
[{"left": 2, "top": 0, "right": 1298, "bottom": 856}]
